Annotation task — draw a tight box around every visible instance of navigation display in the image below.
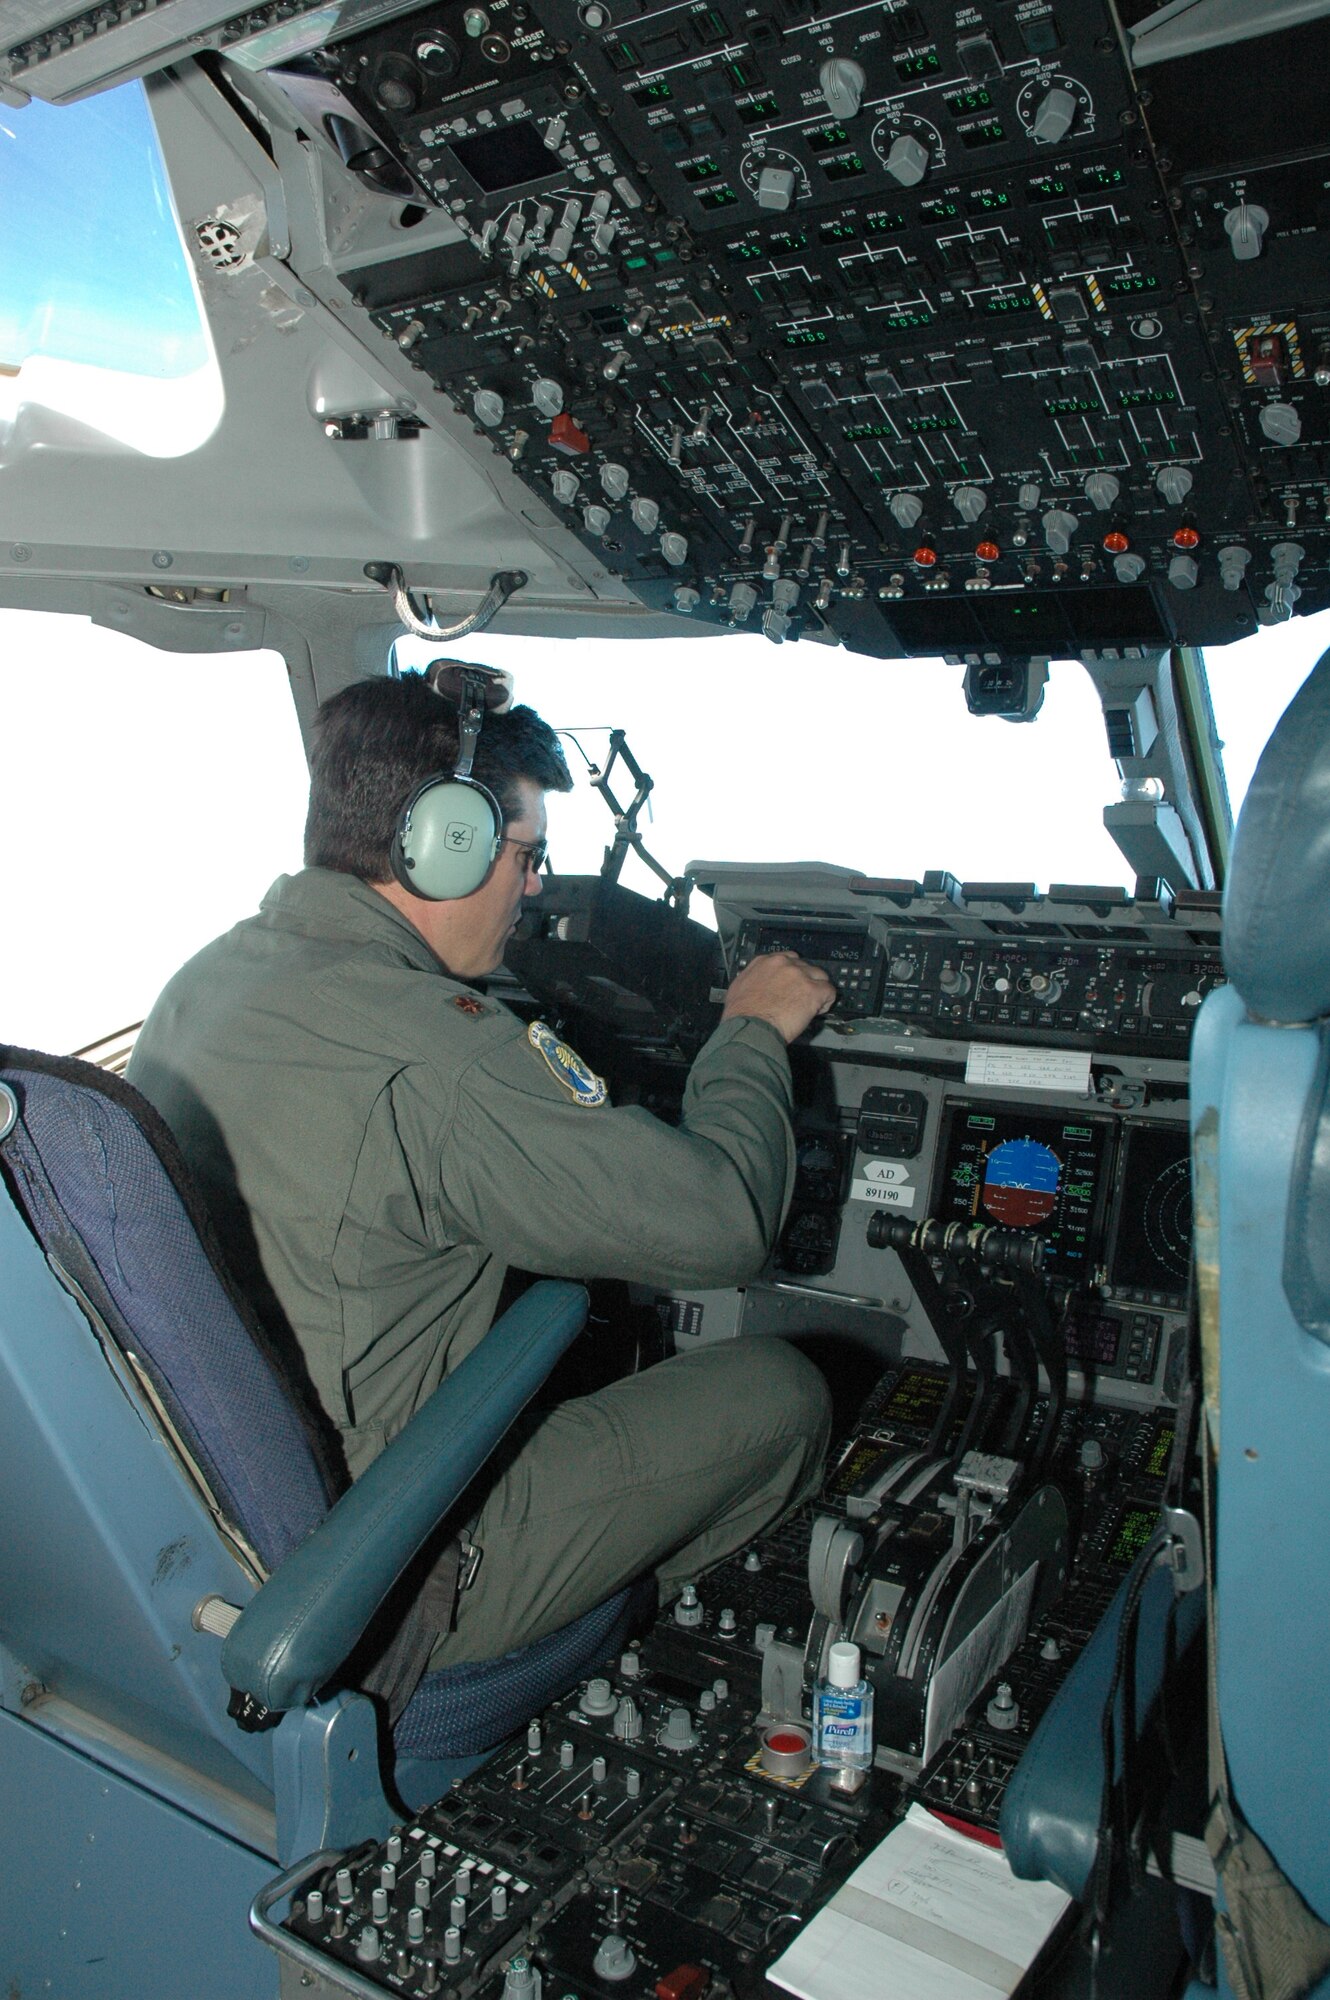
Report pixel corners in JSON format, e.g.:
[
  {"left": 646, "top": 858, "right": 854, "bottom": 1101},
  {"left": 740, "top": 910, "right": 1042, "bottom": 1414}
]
[
  {"left": 1109, "top": 1124, "right": 1193, "bottom": 1302},
  {"left": 932, "top": 1105, "right": 1110, "bottom": 1276}
]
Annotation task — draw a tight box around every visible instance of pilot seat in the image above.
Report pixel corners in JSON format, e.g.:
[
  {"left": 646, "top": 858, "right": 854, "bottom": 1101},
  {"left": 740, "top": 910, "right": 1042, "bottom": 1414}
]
[{"left": 0, "top": 1045, "right": 638, "bottom": 2000}]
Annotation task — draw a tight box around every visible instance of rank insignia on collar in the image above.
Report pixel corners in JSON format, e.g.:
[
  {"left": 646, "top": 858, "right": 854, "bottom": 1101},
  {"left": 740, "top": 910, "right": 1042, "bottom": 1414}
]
[
  {"left": 528, "top": 1020, "right": 607, "bottom": 1107},
  {"left": 453, "top": 993, "right": 487, "bottom": 1017}
]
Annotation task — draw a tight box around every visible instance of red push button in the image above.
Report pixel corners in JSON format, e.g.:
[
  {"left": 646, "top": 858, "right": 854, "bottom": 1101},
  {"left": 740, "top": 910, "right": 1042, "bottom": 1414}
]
[
  {"left": 975, "top": 540, "right": 1000, "bottom": 562},
  {"left": 1102, "top": 530, "right": 1130, "bottom": 554},
  {"left": 1173, "top": 524, "right": 1200, "bottom": 549},
  {"left": 913, "top": 545, "right": 938, "bottom": 567},
  {"left": 759, "top": 1721, "right": 813, "bottom": 1778}
]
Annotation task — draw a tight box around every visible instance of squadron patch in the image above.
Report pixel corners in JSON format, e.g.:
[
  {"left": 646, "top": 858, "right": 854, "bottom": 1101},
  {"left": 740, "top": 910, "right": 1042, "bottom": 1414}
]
[
  {"left": 453, "top": 993, "right": 487, "bottom": 1017},
  {"left": 528, "top": 1020, "right": 607, "bottom": 1107}
]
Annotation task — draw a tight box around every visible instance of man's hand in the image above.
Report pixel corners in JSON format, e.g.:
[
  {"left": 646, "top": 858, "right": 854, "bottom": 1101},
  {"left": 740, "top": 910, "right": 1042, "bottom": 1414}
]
[{"left": 722, "top": 951, "right": 838, "bottom": 1044}]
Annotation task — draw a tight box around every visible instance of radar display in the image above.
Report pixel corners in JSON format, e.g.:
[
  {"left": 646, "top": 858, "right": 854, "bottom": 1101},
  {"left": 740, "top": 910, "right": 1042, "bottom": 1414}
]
[{"left": 1110, "top": 1125, "right": 1193, "bottom": 1301}]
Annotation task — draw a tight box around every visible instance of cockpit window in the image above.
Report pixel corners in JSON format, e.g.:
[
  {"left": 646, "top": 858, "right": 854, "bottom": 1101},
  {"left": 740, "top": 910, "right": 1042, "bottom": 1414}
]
[
  {"left": 1204, "top": 609, "right": 1330, "bottom": 821},
  {"left": 0, "top": 81, "right": 221, "bottom": 453},
  {"left": 393, "top": 634, "right": 1137, "bottom": 897},
  {"left": 0, "top": 621, "right": 307, "bottom": 1055}
]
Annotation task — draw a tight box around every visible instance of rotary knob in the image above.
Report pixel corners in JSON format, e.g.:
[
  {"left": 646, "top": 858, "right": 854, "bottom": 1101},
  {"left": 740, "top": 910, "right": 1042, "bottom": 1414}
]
[
  {"left": 1223, "top": 202, "right": 1269, "bottom": 262},
  {"left": 1155, "top": 465, "right": 1193, "bottom": 505},
  {"left": 890, "top": 491, "right": 924, "bottom": 530},
  {"left": 592, "top": 1936, "right": 637, "bottom": 1983},
  {"left": 757, "top": 166, "right": 797, "bottom": 212},
  {"left": 885, "top": 134, "right": 929, "bottom": 186},
  {"left": 819, "top": 57, "right": 866, "bottom": 120},
  {"left": 1041, "top": 507, "right": 1079, "bottom": 554},
  {"left": 580, "top": 1676, "right": 617, "bottom": 1716},
  {"left": 532, "top": 377, "right": 564, "bottom": 418},
  {"left": 1083, "top": 472, "right": 1120, "bottom": 512},
  {"left": 1030, "top": 86, "right": 1076, "bottom": 145},
  {"left": 952, "top": 485, "right": 988, "bottom": 523},
  {"left": 613, "top": 1696, "right": 643, "bottom": 1741},
  {"left": 659, "top": 530, "right": 689, "bottom": 566},
  {"left": 600, "top": 461, "right": 630, "bottom": 500},
  {"left": 1218, "top": 545, "right": 1251, "bottom": 590},
  {"left": 1168, "top": 552, "right": 1199, "bottom": 590},
  {"left": 659, "top": 1706, "right": 698, "bottom": 1750},
  {"left": 473, "top": 389, "right": 504, "bottom": 427},
  {"left": 1259, "top": 403, "right": 1302, "bottom": 446},
  {"left": 631, "top": 494, "right": 660, "bottom": 534}
]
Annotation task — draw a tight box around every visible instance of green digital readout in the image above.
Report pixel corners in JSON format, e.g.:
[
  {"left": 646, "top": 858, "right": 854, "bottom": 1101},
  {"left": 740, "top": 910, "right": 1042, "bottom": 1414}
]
[
  {"left": 697, "top": 185, "right": 738, "bottom": 209},
  {"left": 767, "top": 231, "right": 807, "bottom": 254},
  {"left": 1146, "top": 1425, "right": 1176, "bottom": 1480},
  {"left": 1082, "top": 162, "right": 1124, "bottom": 190},
  {"left": 960, "top": 118, "right": 1006, "bottom": 148},
  {"left": 681, "top": 157, "right": 721, "bottom": 182},
  {"left": 820, "top": 219, "right": 858, "bottom": 243},
  {"left": 906, "top": 411, "right": 960, "bottom": 431},
  {"left": 1109, "top": 1507, "right": 1158, "bottom": 1569},
  {"left": 844, "top": 421, "right": 896, "bottom": 440},
  {"left": 878, "top": 310, "right": 933, "bottom": 331},
  {"left": 968, "top": 189, "right": 1011, "bottom": 213},
  {"left": 824, "top": 154, "right": 867, "bottom": 181},
  {"left": 1107, "top": 272, "right": 1160, "bottom": 295},
  {"left": 866, "top": 209, "right": 906, "bottom": 234},
  {"left": 783, "top": 327, "right": 829, "bottom": 346},
  {"left": 737, "top": 93, "right": 778, "bottom": 124},
  {"left": 1045, "top": 395, "right": 1098, "bottom": 415},
  {"left": 919, "top": 198, "right": 959, "bottom": 223},
  {"left": 1029, "top": 172, "right": 1070, "bottom": 203},
  {"left": 1117, "top": 386, "right": 1176, "bottom": 408},
  {"left": 895, "top": 49, "right": 942, "bottom": 80},
  {"left": 631, "top": 79, "right": 672, "bottom": 105},
  {"left": 805, "top": 122, "right": 849, "bottom": 154},
  {"left": 947, "top": 86, "right": 992, "bottom": 116},
  {"left": 985, "top": 289, "right": 1036, "bottom": 313}
]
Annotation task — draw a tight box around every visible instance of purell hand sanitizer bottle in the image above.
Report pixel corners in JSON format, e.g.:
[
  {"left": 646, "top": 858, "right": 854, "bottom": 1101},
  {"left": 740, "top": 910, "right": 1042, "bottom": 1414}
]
[{"left": 815, "top": 1642, "right": 873, "bottom": 1790}]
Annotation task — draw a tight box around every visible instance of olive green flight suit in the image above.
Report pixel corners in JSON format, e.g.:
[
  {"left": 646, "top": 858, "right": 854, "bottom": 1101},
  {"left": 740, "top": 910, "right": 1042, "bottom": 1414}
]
[{"left": 128, "top": 869, "right": 829, "bottom": 1664}]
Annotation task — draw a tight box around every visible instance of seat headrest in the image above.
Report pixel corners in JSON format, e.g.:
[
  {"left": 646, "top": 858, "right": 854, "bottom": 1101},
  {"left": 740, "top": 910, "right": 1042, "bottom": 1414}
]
[{"left": 1224, "top": 644, "right": 1330, "bottom": 1023}]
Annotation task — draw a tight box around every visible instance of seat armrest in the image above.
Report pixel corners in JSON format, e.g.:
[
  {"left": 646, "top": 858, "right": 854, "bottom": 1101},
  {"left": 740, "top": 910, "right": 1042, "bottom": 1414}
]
[
  {"left": 222, "top": 1280, "right": 588, "bottom": 1714},
  {"left": 999, "top": 1555, "right": 1204, "bottom": 1900}
]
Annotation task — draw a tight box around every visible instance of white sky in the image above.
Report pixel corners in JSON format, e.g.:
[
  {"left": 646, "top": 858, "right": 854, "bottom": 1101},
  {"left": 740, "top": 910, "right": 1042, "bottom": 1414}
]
[{"left": 2, "top": 603, "right": 1327, "bottom": 1054}]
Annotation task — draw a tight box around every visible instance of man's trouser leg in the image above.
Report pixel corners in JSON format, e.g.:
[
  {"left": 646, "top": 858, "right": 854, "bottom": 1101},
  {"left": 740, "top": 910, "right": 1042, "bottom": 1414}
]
[{"left": 429, "top": 1336, "right": 830, "bottom": 1667}]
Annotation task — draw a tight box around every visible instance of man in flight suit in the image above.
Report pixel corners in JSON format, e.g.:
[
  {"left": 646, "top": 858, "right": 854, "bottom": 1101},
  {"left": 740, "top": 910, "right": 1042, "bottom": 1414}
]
[{"left": 129, "top": 668, "right": 835, "bottom": 1671}]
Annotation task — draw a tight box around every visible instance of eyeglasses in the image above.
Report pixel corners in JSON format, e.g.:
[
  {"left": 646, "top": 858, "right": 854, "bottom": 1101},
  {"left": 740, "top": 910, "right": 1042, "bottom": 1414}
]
[{"left": 499, "top": 836, "right": 548, "bottom": 873}]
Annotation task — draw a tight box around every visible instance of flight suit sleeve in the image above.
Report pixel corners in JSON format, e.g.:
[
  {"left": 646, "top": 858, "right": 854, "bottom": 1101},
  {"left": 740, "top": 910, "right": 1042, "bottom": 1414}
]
[{"left": 435, "top": 1014, "right": 795, "bottom": 1288}]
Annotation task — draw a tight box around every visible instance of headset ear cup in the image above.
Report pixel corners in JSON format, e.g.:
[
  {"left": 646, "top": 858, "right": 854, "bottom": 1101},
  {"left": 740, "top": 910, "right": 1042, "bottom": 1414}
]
[{"left": 392, "top": 776, "right": 503, "bottom": 899}]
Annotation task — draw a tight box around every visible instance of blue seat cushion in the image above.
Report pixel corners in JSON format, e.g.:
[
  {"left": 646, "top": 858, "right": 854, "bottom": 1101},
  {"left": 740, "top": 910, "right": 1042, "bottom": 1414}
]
[
  {"left": 0, "top": 1049, "right": 331, "bottom": 1573},
  {"left": 395, "top": 1588, "right": 636, "bottom": 1758}
]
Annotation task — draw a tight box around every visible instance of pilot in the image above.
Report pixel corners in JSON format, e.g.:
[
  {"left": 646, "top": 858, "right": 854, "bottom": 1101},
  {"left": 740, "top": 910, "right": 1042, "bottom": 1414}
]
[{"left": 127, "top": 668, "right": 834, "bottom": 1686}]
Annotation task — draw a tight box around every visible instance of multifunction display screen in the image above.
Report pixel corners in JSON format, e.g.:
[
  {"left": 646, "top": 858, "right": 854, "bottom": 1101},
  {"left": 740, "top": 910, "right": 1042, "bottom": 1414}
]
[
  {"left": 1109, "top": 1124, "right": 1193, "bottom": 1302},
  {"left": 933, "top": 1105, "right": 1110, "bottom": 1276}
]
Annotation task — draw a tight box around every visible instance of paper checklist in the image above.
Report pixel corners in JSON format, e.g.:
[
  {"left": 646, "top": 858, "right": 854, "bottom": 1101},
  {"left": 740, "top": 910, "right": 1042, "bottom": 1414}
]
[{"left": 769, "top": 1805, "right": 1072, "bottom": 2000}]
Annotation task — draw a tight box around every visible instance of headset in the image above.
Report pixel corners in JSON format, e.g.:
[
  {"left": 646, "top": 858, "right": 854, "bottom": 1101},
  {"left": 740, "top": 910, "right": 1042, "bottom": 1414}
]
[{"left": 390, "top": 661, "right": 510, "bottom": 901}]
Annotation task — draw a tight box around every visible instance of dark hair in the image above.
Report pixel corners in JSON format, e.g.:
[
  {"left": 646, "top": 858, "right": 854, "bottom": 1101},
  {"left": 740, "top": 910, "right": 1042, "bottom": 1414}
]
[{"left": 304, "top": 669, "right": 573, "bottom": 880}]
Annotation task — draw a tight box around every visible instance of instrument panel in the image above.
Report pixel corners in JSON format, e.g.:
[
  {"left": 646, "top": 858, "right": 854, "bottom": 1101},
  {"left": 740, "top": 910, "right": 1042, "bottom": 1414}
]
[{"left": 8, "top": 0, "right": 1329, "bottom": 662}]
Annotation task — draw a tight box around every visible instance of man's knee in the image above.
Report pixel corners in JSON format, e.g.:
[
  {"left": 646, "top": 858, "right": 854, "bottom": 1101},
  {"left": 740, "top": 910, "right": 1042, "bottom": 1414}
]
[{"left": 745, "top": 1336, "right": 833, "bottom": 1450}]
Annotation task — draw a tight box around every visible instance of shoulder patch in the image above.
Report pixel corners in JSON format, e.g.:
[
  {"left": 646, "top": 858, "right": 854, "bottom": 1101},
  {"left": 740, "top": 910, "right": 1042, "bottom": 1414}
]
[
  {"left": 453, "top": 993, "right": 488, "bottom": 1017},
  {"left": 528, "top": 1020, "right": 607, "bottom": 1107}
]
